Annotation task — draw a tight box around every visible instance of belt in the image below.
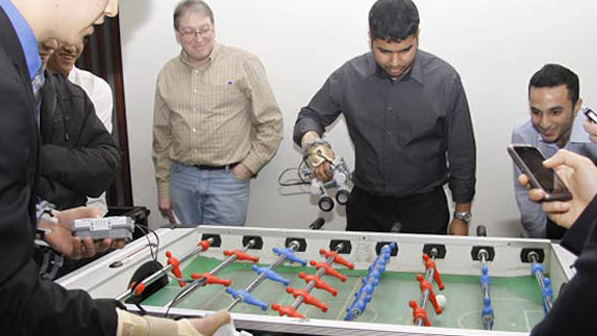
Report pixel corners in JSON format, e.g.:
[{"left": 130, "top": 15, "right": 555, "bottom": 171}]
[{"left": 194, "top": 162, "right": 239, "bottom": 171}]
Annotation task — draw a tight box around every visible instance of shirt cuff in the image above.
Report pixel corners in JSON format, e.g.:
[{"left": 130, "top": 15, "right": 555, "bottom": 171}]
[
  {"left": 561, "top": 194, "right": 597, "bottom": 255},
  {"left": 157, "top": 182, "right": 170, "bottom": 201},
  {"left": 450, "top": 180, "right": 476, "bottom": 204},
  {"left": 116, "top": 308, "right": 203, "bottom": 336},
  {"left": 240, "top": 152, "right": 263, "bottom": 175}
]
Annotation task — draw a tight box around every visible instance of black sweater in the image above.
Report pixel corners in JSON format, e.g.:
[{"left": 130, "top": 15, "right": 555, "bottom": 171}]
[
  {"left": 38, "top": 70, "right": 120, "bottom": 209},
  {"left": 0, "top": 7, "right": 119, "bottom": 335},
  {"left": 531, "top": 195, "right": 597, "bottom": 335}
]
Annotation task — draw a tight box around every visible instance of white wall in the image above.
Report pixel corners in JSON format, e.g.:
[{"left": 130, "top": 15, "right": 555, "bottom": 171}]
[{"left": 119, "top": 0, "right": 597, "bottom": 236}]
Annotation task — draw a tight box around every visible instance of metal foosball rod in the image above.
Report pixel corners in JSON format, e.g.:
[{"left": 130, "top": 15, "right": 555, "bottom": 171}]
[
  {"left": 271, "top": 245, "right": 352, "bottom": 318},
  {"left": 164, "top": 239, "right": 258, "bottom": 308},
  {"left": 529, "top": 251, "right": 553, "bottom": 314},
  {"left": 289, "top": 243, "right": 344, "bottom": 310},
  {"left": 345, "top": 243, "right": 395, "bottom": 321},
  {"left": 415, "top": 248, "right": 438, "bottom": 326},
  {"left": 416, "top": 291, "right": 430, "bottom": 327},
  {"left": 116, "top": 237, "right": 214, "bottom": 302},
  {"left": 226, "top": 240, "right": 302, "bottom": 311},
  {"left": 477, "top": 248, "right": 494, "bottom": 330}
]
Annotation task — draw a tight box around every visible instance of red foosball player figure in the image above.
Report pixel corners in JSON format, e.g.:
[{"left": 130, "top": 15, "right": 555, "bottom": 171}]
[
  {"left": 129, "top": 282, "right": 145, "bottom": 298},
  {"left": 298, "top": 272, "right": 338, "bottom": 296},
  {"left": 409, "top": 300, "right": 430, "bottom": 326},
  {"left": 309, "top": 260, "right": 347, "bottom": 282},
  {"left": 422, "top": 254, "right": 444, "bottom": 290},
  {"left": 319, "top": 249, "right": 355, "bottom": 269},
  {"left": 286, "top": 287, "right": 328, "bottom": 312},
  {"left": 197, "top": 239, "right": 211, "bottom": 252},
  {"left": 166, "top": 251, "right": 185, "bottom": 287},
  {"left": 191, "top": 273, "right": 232, "bottom": 287},
  {"left": 271, "top": 304, "right": 304, "bottom": 319},
  {"left": 223, "top": 249, "right": 259, "bottom": 263},
  {"left": 416, "top": 274, "right": 442, "bottom": 314}
]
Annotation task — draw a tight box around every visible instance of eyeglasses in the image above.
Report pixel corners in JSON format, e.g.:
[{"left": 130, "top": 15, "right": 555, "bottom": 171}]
[{"left": 179, "top": 28, "right": 213, "bottom": 40}]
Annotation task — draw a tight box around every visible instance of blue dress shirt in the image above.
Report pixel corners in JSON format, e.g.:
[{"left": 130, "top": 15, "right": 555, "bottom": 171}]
[
  {"left": 0, "top": 0, "right": 40, "bottom": 79},
  {"left": 511, "top": 108, "right": 597, "bottom": 237}
]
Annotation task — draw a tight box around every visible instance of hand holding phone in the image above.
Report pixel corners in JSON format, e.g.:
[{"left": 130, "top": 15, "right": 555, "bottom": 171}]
[
  {"left": 585, "top": 108, "right": 597, "bottom": 124},
  {"left": 508, "top": 144, "right": 572, "bottom": 201}
]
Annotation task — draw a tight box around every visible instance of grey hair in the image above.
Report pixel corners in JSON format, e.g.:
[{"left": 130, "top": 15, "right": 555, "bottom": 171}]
[{"left": 173, "top": 0, "right": 214, "bottom": 30}]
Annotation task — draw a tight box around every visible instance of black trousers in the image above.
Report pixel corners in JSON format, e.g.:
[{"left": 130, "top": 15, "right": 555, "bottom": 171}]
[{"left": 346, "top": 186, "right": 449, "bottom": 234}]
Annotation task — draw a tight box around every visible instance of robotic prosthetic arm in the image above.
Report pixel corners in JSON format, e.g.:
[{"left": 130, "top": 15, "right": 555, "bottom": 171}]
[
  {"left": 307, "top": 157, "right": 351, "bottom": 212},
  {"left": 301, "top": 132, "right": 352, "bottom": 212}
]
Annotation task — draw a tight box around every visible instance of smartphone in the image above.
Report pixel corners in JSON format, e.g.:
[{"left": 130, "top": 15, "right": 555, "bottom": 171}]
[
  {"left": 585, "top": 108, "right": 597, "bottom": 124},
  {"left": 507, "top": 144, "right": 572, "bottom": 201}
]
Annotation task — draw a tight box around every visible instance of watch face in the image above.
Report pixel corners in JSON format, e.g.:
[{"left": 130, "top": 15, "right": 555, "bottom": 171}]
[{"left": 456, "top": 212, "right": 471, "bottom": 222}]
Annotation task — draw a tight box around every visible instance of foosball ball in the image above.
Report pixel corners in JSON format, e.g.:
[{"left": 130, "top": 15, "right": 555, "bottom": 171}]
[{"left": 57, "top": 226, "right": 576, "bottom": 336}]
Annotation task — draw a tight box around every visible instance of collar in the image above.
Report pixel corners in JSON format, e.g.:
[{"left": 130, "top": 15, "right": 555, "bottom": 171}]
[
  {"left": 367, "top": 49, "right": 424, "bottom": 85},
  {"left": 408, "top": 50, "right": 424, "bottom": 84},
  {"left": 0, "top": 0, "right": 41, "bottom": 79},
  {"left": 67, "top": 65, "right": 81, "bottom": 82},
  {"left": 570, "top": 107, "right": 592, "bottom": 143},
  {"left": 179, "top": 42, "right": 220, "bottom": 69}
]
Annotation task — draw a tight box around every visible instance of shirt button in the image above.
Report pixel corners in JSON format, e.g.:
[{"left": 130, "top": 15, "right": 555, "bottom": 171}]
[
  {"left": 192, "top": 128, "right": 196, "bottom": 132},
  {"left": 193, "top": 108, "right": 197, "bottom": 112},
  {"left": 194, "top": 70, "right": 199, "bottom": 74},
  {"left": 193, "top": 88, "right": 197, "bottom": 93},
  {"left": 388, "top": 107, "right": 393, "bottom": 112}
]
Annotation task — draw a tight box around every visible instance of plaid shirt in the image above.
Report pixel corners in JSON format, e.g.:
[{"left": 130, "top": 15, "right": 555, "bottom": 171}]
[{"left": 152, "top": 43, "right": 283, "bottom": 200}]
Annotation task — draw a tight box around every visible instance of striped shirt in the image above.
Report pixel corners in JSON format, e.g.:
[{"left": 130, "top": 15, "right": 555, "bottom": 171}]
[{"left": 152, "top": 43, "right": 283, "bottom": 200}]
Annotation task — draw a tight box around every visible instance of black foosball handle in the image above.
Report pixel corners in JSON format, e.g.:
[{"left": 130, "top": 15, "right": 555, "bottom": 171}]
[
  {"left": 390, "top": 221, "right": 402, "bottom": 233},
  {"left": 309, "top": 217, "right": 325, "bottom": 230},
  {"left": 476, "top": 225, "right": 487, "bottom": 237}
]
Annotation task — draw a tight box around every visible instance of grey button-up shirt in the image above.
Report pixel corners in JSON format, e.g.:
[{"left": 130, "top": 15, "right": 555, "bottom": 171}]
[
  {"left": 294, "top": 49, "right": 476, "bottom": 202},
  {"left": 511, "top": 109, "right": 597, "bottom": 237}
]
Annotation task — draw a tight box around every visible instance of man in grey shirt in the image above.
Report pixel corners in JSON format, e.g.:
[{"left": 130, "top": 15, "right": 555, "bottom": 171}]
[
  {"left": 294, "top": 0, "right": 476, "bottom": 235},
  {"left": 512, "top": 64, "right": 597, "bottom": 239}
]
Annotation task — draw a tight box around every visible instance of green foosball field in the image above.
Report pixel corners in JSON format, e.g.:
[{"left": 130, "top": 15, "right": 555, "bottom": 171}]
[
  {"left": 57, "top": 226, "right": 576, "bottom": 336},
  {"left": 143, "top": 256, "right": 545, "bottom": 332}
]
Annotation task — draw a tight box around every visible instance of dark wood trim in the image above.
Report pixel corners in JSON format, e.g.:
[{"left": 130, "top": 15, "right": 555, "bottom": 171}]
[
  {"left": 109, "top": 16, "right": 133, "bottom": 206},
  {"left": 79, "top": 16, "right": 133, "bottom": 207}
]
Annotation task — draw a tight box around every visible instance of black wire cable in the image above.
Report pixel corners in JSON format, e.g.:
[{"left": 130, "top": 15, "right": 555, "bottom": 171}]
[
  {"left": 133, "top": 224, "right": 192, "bottom": 282},
  {"left": 128, "top": 224, "right": 208, "bottom": 318},
  {"left": 130, "top": 224, "right": 191, "bottom": 317},
  {"left": 164, "top": 287, "right": 184, "bottom": 318},
  {"left": 133, "top": 225, "right": 204, "bottom": 318},
  {"left": 134, "top": 300, "right": 147, "bottom": 316},
  {"left": 164, "top": 277, "right": 202, "bottom": 318},
  {"left": 298, "top": 156, "right": 311, "bottom": 183},
  {"left": 134, "top": 224, "right": 159, "bottom": 261},
  {"left": 277, "top": 153, "right": 334, "bottom": 187},
  {"left": 277, "top": 167, "right": 309, "bottom": 186}
]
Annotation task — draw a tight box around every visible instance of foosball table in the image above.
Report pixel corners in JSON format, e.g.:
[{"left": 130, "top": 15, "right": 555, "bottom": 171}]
[{"left": 57, "top": 226, "right": 576, "bottom": 336}]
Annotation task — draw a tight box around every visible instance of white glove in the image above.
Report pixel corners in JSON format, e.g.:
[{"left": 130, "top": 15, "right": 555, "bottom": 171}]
[{"left": 213, "top": 316, "right": 253, "bottom": 336}]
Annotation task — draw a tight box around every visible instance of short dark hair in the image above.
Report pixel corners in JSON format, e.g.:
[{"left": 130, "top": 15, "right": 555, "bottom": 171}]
[
  {"left": 174, "top": 0, "right": 214, "bottom": 31},
  {"left": 369, "top": 0, "right": 419, "bottom": 42},
  {"left": 529, "top": 64, "right": 579, "bottom": 105}
]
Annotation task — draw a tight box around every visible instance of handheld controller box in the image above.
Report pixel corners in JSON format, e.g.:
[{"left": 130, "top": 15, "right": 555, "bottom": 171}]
[{"left": 72, "top": 216, "right": 135, "bottom": 241}]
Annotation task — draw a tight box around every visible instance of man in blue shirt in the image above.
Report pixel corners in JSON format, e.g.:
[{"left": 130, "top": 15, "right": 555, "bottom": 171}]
[
  {"left": 511, "top": 64, "right": 597, "bottom": 238},
  {"left": 0, "top": 0, "right": 229, "bottom": 335}
]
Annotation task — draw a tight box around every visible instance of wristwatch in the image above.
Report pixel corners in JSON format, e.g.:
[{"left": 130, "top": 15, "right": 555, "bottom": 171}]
[{"left": 454, "top": 211, "right": 472, "bottom": 224}]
